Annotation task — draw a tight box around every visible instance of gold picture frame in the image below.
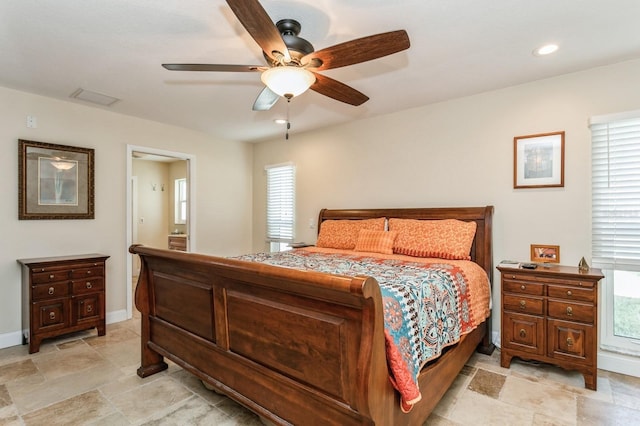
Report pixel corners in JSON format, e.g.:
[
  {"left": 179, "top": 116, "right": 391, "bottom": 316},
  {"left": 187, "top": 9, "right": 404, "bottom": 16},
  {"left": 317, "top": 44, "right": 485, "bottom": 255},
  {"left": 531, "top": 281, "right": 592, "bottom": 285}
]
[
  {"left": 530, "top": 244, "right": 560, "bottom": 263},
  {"left": 18, "top": 139, "right": 95, "bottom": 220},
  {"left": 514, "top": 131, "right": 565, "bottom": 189}
]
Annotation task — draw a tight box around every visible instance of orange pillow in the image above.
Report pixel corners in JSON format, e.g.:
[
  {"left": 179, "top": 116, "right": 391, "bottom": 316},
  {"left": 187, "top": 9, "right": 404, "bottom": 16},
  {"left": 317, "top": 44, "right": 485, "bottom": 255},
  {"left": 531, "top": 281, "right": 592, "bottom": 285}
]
[
  {"left": 316, "top": 218, "right": 385, "bottom": 250},
  {"left": 354, "top": 229, "right": 397, "bottom": 254},
  {"left": 389, "top": 218, "right": 477, "bottom": 260}
]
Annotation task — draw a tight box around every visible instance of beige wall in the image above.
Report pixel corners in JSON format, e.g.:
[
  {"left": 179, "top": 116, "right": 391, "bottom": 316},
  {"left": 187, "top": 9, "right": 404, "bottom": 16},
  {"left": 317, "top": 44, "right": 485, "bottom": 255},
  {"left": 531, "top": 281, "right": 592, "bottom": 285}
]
[
  {"left": 132, "top": 160, "right": 170, "bottom": 250},
  {"left": 0, "top": 86, "right": 253, "bottom": 345},
  {"left": 252, "top": 58, "right": 640, "bottom": 338}
]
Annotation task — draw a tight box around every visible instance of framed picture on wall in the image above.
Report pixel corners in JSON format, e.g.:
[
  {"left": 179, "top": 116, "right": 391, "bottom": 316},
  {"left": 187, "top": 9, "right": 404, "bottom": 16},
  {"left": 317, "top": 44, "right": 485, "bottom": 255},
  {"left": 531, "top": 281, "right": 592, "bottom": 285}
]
[
  {"left": 18, "top": 139, "right": 95, "bottom": 220},
  {"left": 514, "top": 131, "right": 565, "bottom": 189}
]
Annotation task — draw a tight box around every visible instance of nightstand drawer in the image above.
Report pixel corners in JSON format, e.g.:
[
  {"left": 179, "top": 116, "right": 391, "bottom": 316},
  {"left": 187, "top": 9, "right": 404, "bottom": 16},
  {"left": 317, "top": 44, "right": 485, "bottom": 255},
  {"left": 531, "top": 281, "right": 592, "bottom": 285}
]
[
  {"left": 71, "top": 277, "right": 104, "bottom": 294},
  {"left": 547, "top": 285, "right": 595, "bottom": 303},
  {"left": 547, "top": 300, "right": 594, "bottom": 323},
  {"left": 70, "top": 266, "right": 104, "bottom": 279},
  {"left": 503, "top": 294, "right": 544, "bottom": 315},
  {"left": 502, "top": 312, "right": 544, "bottom": 355},
  {"left": 32, "top": 282, "right": 70, "bottom": 301},
  {"left": 544, "top": 276, "right": 595, "bottom": 289},
  {"left": 503, "top": 280, "right": 544, "bottom": 296},
  {"left": 32, "top": 299, "right": 70, "bottom": 332},
  {"left": 32, "top": 270, "right": 70, "bottom": 284},
  {"left": 548, "top": 319, "right": 594, "bottom": 364},
  {"left": 73, "top": 293, "right": 103, "bottom": 321}
]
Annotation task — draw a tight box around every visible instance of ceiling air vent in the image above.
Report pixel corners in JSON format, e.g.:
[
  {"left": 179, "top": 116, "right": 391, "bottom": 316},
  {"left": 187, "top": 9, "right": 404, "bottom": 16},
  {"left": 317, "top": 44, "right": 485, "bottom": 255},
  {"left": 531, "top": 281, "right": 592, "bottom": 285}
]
[{"left": 69, "top": 88, "right": 120, "bottom": 107}]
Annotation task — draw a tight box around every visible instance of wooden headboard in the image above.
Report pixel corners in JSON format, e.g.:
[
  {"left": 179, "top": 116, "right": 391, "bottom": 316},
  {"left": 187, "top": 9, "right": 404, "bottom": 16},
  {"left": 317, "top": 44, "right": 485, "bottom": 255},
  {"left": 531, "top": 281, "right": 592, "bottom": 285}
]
[{"left": 317, "top": 206, "right": 494, "bottom": 282}]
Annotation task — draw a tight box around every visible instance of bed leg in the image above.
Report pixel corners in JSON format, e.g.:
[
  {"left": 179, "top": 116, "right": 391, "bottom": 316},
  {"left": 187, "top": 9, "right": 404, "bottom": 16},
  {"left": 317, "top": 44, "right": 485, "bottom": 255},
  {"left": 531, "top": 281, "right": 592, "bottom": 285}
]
[
  {"left": 476, "top": 318, "right": 496, "bottom": 355},
  {"left": 136, "top": 315, "right": 168, "bottom": 378},
  {"left": 137, "top": 360, "right": 168, "bottom": 378},
  {"left": 137, "top": 328, "right": 168, "bottom": 377}
]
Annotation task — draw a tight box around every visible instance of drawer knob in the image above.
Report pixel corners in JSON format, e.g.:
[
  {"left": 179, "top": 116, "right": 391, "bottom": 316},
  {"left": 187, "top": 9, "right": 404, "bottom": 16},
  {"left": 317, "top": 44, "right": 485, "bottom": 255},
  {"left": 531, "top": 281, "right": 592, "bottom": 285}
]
[
  {"left": 48, "top": 287, "right": 54, "bottom": 295},
  {"left": 86, "top": 282, "right": 92, "bottom": 289},
  {"left": 49, "top": 312, "right": 55, "bottom": 320},
  {"left": 566, "top": 337, "right": 573, "bottom": 346},
  {"left": 511, "top": 275, "right": 516, "bottom": 279},
  {"left": 86, "top": 270, "right": 92, "bottom": 275},
  {"left": 566, "top": 306, "right": 573, "bottom": 316},
  {"left": 567, "top": 290, "right": 573, "bottom": 296},
  {"left": 519, "top": 329, "right": 527, "bottom": 338},
  {"left": 87, "top": 305, "right": 93, "bottom": 313},
  {"left": 519, "top": 300, "right": 526, "bottom": 309},
  {"left": 520, "top": 285, "right": 526, "bottom": 290},
  {"left": 49, "top": 274, "right": 55, "bottom": 279}
]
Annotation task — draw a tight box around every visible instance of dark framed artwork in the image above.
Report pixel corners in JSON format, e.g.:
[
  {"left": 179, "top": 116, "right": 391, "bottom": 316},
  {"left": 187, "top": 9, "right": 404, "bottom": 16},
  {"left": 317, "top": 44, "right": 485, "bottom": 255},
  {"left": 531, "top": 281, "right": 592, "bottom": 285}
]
[
  {"left": 514, "top": 131, "right": 565, "bottom": 189},
  {"left": 18, "top": 139, "right": 95, "bottom": 220}
]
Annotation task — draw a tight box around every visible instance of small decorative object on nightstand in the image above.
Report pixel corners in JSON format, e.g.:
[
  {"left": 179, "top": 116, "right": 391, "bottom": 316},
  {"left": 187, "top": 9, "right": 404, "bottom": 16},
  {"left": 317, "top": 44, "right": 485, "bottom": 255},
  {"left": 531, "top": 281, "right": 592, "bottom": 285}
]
[
  {"left": 18, "top": 253, "right": 109, "bottom": 353},
  {"left": 578, "top": 257, "right": 590, "bottom": 272},
  {"left": 497, "top": 263, "right": 604, "bottom": 390}
]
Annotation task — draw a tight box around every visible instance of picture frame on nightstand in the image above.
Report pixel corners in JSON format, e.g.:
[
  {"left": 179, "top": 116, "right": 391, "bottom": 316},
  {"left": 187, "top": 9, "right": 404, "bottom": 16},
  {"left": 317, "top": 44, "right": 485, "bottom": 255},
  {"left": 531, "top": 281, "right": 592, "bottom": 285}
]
[{"left": 530, "top": 244, "right": 560, "bottom": 263}]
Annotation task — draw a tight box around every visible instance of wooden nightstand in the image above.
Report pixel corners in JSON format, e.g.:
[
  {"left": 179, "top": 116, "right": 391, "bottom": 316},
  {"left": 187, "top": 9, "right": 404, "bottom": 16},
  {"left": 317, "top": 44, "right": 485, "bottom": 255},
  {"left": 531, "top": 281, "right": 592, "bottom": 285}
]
[
  {"left": 497, "top": 264, "right": 604, "bottom": 390},
  {"left": 18, "top": 253, "right": 109, "bottom": 353}
]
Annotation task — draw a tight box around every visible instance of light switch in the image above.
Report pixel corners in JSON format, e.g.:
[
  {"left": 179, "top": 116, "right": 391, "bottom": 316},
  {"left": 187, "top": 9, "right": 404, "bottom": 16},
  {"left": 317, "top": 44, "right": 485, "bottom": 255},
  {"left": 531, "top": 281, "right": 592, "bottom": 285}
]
[{"left": 26, "top": 115, "right": 37, "bottom": 128}]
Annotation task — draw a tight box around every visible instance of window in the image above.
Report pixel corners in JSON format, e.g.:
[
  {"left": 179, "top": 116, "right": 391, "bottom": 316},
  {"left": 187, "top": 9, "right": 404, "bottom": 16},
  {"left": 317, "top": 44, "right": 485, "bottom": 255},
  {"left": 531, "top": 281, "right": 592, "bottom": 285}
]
[
  {"left": 591, "top": 110, "right": 640, "bottom": 355},
  {"left": 174, "top": 178, "right": 187, "bottom": 225},
  {"left": 266, "top": 163, "right": 295, "bottom": 252}
]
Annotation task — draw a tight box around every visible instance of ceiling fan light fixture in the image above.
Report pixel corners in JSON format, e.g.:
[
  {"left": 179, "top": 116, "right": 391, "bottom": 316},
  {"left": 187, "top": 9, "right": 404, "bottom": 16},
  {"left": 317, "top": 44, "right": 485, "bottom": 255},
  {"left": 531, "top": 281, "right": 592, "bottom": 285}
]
[{"left": 261, "top": 66, "right": 316, "bottom": 98}]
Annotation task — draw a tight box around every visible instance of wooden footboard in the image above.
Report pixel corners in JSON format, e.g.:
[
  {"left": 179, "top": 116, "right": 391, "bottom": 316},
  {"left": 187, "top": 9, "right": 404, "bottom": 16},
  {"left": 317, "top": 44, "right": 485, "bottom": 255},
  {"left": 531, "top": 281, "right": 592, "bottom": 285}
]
[
  {"left": 129, "top": 206, "right": 494, "bottom": 425},
  {"left": 131, "top": 245, "right": 393, "bottom": 425}
]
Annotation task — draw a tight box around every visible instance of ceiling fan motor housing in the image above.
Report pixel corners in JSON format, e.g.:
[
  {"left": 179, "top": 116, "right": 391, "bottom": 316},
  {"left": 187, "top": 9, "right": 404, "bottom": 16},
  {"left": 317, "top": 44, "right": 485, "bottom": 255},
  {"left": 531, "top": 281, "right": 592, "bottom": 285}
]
[{"left": 269, "top": 19, "right": 315, "bottom": 64}]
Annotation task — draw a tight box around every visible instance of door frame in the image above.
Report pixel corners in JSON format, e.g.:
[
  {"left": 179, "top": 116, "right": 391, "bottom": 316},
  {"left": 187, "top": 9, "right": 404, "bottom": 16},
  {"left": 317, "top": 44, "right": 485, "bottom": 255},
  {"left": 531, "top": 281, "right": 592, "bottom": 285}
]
[{"left": 126, "top": 145, "right": 196, "bottom": 319}]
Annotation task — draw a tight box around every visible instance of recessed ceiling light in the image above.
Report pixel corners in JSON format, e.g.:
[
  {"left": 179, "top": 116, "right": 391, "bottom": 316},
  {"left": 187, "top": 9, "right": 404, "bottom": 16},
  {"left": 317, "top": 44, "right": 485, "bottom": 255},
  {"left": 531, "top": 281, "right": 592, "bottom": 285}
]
[
  {"left": 274, "top": 119, "right": 288, "bottom": 124},
  {"left": 533, "top": 44, "right": 559, "bottom": 56}
]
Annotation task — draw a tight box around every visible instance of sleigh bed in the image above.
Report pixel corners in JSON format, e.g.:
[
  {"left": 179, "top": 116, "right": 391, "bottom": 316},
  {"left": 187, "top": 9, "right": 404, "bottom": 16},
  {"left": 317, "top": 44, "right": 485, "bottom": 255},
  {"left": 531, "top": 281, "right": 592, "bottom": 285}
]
[{"left": 130, "top": 206, "right": 495, "bottom": 425}]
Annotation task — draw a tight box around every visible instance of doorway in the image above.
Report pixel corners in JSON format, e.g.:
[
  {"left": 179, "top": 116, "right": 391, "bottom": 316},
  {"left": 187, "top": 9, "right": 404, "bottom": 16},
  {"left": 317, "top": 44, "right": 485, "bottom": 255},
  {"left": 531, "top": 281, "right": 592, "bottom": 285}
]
[{"left": 126, "top": 145, "right": 196, "bottom": 319}]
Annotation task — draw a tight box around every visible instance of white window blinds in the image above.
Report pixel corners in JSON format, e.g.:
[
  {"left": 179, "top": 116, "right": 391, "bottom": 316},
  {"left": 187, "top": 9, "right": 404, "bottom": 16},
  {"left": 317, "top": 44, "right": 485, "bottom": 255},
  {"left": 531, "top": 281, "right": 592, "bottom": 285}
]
[
  {"left": 266, "top": 163, "right": 295, "bottom": 243},
  {"left": 591, "top": 111, "right": 640, "bottom": 270}
]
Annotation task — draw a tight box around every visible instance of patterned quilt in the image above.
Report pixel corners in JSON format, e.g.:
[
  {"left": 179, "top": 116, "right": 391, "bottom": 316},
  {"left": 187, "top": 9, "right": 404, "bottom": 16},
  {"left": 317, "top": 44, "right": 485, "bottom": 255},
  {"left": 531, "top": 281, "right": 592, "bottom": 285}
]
[{"left": 233, "top": 250, "right": 487, "bottom": 412}]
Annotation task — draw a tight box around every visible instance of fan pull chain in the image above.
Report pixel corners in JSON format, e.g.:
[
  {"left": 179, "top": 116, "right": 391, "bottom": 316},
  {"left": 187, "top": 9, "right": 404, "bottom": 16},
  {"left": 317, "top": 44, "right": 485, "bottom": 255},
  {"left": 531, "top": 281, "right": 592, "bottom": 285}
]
[{"left": 285, "top": 95, "right": 292, "bottom": 140}]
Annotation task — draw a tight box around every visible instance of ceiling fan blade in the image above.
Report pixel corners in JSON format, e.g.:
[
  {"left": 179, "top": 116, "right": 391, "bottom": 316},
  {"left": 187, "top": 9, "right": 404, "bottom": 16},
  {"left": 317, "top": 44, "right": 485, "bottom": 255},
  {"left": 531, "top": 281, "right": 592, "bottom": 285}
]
[
  {"left": 310, "top": 73, "right": 369, "bottom": 106},
  {"left": 302, "top": 30, "right": 410, "bottom": 71},
  {"left": 162, "top": 64, "right": 264, "bottom": 72},
  {"left": 252, "top": 87, "right": 280, "bottom": 111},
  {"left": 226, "top": 0, "right": 290, "bottom": 63}
]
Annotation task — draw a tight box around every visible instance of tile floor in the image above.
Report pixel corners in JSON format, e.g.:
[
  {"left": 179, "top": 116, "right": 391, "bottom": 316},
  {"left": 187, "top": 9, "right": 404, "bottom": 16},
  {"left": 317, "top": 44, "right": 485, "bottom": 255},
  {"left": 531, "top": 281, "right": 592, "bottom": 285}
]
[{"left": 1, "top": 318, "right": 639, "bottom": 425}]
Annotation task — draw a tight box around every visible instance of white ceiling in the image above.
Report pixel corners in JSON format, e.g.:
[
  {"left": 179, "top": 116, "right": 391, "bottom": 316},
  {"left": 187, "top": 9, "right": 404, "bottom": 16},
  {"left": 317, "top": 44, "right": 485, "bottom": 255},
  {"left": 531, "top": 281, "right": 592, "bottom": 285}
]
[{"left": 2, "top": 0, "right": 640, "bottom": 143}]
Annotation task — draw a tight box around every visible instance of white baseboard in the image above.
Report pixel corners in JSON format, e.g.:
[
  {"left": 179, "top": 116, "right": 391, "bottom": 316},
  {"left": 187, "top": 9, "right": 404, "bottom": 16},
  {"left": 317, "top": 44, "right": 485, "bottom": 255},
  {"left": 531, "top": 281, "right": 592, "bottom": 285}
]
[
  {"left": 598, "top": 350, "right": 640, "bottom": 378},
  {"left": 106, "top": 309, "right": 128, "bottom": 325},
  {"left": 0, "top": 309, "right": 131, "bottom": 350},
  {"left": 0, "top": 330, "right": 23, "bottom": 350}
]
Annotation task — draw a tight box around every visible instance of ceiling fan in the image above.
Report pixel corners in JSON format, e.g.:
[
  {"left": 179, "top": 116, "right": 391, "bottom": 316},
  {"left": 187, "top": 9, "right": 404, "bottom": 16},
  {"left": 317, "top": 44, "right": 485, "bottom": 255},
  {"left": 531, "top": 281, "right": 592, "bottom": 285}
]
[{"left": 162, "top": 0, "right": 410, "bottom": 111}]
